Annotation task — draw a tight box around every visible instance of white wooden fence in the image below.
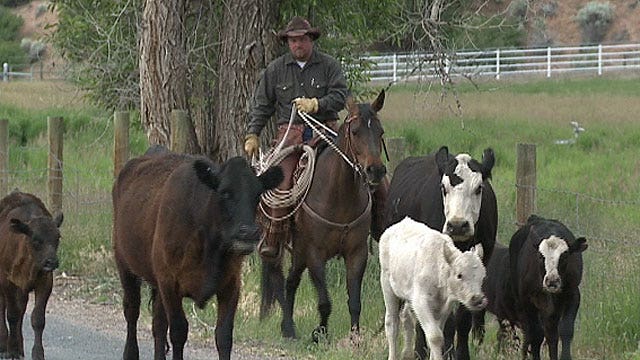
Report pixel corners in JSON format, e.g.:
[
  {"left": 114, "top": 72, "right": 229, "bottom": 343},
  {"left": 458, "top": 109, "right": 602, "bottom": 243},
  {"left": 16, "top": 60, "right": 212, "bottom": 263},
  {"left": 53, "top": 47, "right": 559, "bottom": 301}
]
[{"left": 362, "top": 43, "right": 640, "bottom": 82}]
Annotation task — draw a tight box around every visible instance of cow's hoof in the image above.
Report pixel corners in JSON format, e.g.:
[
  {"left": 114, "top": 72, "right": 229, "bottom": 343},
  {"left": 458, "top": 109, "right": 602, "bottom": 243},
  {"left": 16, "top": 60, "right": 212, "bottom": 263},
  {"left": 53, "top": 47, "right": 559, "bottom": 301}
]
[{"left": 311, "top": 326, "right": 328, "bottom": 343}]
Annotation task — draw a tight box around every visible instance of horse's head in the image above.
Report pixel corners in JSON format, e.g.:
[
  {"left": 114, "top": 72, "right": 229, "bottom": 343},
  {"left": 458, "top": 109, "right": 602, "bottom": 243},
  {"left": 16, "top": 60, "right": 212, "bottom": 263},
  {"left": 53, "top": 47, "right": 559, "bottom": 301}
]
[{"left": 342, "top": 90, "right": 387, "bottom": 187}]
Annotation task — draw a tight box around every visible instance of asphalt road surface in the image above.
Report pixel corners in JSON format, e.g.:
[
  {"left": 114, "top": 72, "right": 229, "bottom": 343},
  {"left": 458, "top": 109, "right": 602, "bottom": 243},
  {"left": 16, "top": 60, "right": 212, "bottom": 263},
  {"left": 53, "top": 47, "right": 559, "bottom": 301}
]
[{"left": 18, "top": 280, "right": 291, "bottom": 360}]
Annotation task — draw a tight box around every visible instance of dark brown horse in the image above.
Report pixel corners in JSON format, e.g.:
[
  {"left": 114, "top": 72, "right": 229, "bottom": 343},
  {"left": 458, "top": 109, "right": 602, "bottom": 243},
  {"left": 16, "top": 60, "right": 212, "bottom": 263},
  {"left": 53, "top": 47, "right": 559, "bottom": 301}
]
[{"left": 261, "top": 90, "right": 387, "bottom": 341}]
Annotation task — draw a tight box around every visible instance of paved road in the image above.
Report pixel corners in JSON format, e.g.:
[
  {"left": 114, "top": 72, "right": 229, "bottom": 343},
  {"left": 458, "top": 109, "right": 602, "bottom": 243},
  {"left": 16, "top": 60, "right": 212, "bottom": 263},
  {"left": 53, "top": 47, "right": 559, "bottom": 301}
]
[{"left": 18, "top": 281, "right": 290, "bottom": 360}]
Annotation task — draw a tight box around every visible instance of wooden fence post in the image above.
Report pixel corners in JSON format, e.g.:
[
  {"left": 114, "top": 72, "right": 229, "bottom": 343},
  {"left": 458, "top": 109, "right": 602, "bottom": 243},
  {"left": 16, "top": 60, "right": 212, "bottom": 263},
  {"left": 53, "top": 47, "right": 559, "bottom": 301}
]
[
  {"left": 170, "top": 110, "right": 189, "bottom": 153},
  {"left": 48, "top": 117, "right": 63, "bottom": 213},
  {"left": 516, "top": 143, "right": 536, "bottom": 227},
  {"left": 0, "top": 119, "right": 7, "bottom": 196},
  {"left": 113, "top": 111, "right": 130, "bottom": 178},
  {"left": 385, "top": 137, "right": 406, "bottom": 176}
]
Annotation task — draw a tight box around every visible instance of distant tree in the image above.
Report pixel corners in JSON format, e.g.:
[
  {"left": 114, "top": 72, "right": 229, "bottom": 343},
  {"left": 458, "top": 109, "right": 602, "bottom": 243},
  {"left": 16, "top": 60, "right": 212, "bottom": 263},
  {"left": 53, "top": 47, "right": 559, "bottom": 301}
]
[{"left": 0, "top": 5, "right": 23, "bottom": 41}]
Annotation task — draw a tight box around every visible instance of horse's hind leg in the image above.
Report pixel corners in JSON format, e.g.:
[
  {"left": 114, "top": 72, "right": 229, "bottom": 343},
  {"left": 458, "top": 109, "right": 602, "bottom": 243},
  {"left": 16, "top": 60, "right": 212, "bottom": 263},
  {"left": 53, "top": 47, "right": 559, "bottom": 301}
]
[
  {"left": 307, "top": 258, "right": 331, "bottom": 343},
  {"left": 260, "top": 259, "right": 285, "bottom": 320},
  {"left": 281, "top": 256, "right": 306, "bottom": 339}
]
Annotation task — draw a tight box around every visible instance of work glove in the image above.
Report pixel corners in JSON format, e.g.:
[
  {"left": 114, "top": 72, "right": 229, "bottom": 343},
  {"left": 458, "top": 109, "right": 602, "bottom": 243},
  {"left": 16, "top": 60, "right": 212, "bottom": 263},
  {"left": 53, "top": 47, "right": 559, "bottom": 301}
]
[
  {"left": 293, "top": 97, "right": 319, "bottom": 114},
  {"left": 244, "top": 134, "right": 259, "bottom": 158}
]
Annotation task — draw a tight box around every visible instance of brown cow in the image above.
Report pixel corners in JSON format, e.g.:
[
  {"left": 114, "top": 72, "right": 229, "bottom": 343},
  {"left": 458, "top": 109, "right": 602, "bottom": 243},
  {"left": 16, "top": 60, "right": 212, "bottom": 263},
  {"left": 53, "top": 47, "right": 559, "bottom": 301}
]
[
  {"left": 112, "top": 148, "right": 282, "bottom": 360},
  {"left": 0, "top": 191, "right": 63, "bottom": 360}
]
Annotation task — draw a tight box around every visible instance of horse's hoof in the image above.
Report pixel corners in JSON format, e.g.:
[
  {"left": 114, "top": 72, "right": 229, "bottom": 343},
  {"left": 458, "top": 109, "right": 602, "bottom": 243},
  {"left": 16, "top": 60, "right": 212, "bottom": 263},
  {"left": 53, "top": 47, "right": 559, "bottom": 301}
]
[{"left": 311, "top": 326, "right": 328, "bottom": 343}]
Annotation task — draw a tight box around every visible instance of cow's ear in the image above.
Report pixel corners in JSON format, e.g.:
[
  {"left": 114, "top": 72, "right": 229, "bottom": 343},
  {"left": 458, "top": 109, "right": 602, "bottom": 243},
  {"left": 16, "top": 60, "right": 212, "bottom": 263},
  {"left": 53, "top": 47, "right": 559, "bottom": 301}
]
[
  {"left": 481, "top": 148, "right": 495, "bottom": 180},
  {"left": 9, "top": 218, "right": 32, "bottom": 237},
  {"left": 259, "top": 166, "right": 284, "bottom": 191},
  {"left": 435, "top": 146, "right": 450, "bottom": 175},
  {"left": 570, "top": 237, "right": 588, "bottom": 253},
  {"left": 371, "top": 89, "right": 385, "bottom": 112},
  {"left": 193, "top": 160, "right": 220, "bottom": 191},
  {"left": 53, "top": 212, "right": 64, "bottom": 228},
  {"left": 442, "top": 239, "right": 457, "bottom": 267}
]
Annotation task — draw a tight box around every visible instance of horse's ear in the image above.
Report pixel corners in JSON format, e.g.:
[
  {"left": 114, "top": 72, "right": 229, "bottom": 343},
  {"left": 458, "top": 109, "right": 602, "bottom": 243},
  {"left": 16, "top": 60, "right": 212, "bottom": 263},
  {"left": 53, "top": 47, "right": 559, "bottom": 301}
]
[
  {"left": 372, "top": 89, "right": 385, "bottom": 112},
  {"left": 346, "top": 96, "right": 358, "bottom": 115}
]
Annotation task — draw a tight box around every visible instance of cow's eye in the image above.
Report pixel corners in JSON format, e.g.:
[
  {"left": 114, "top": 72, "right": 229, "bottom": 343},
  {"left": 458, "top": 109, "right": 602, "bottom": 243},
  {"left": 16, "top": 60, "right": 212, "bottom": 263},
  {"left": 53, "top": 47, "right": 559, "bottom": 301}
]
[
  {"left": 457, "top": 273, "right": 463, "bottom": 280},
  {"left": 475, "top": 184, "right": 483, "bottom": 195}
]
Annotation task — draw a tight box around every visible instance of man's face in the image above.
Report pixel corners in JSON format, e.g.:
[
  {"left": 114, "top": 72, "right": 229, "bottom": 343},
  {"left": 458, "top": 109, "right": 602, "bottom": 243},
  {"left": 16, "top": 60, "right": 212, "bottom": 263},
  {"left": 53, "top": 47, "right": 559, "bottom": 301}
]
[{"left": 287, "top": 35, "right": 313, "bottom": 62}]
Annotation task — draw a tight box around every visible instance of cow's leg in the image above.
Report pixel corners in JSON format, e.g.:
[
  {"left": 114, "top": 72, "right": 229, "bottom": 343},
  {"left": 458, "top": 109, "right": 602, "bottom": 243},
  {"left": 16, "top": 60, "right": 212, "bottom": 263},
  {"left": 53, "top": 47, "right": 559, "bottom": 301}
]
[
  {"left": 260, "top": 258, "right": 285, "bottom": 320},
  {"left": 150, "top": 288, "right": 168, "bottom": 359},
  {"left": 411, "top": 298, "right": 444, "bottom": 360},
  {"left": 558, "top": 290, "right": 580, "bottom": 360},
  {"left": 522, "top": 309, "right": 544, "bottom": 360},
  {"left": 344, "top": 243, "right": 367, "bottom": 340},
  {"left": 158, "top": 284, "right": 188, "bottom": 360},
  {"left": 307, "top": 257, "right": 331, "bottom": 343},
  {"left": 380, "top": 270, "right": 400, "bottom": 360},
  {"left": 30, "top": 274, "right": 53, "bottom": 360},
  {"left": 454, "top": 307, "right": 473, "bottom": 360},
  {"left": 4, "top": 284, "right": 27, "bottom": 359},
  {"left": 442, "top": 314, "right": 455, "bottom": 360},
  {"left": 543, "top": 313, "right": 561, "bottom": 360},
  {"left": 215, "top": 274, "right": 240, "bottom": 360},
  {"left": 281, "top": 254, "right": 306, "bottom": 339},
  {"left": 117, "top": 266, "right": 142, "bottom": 360},
  {"left": 414, "top": 323, "right": 429, "bottom": 360},
  {"left": 0, "top": 286, "right": 8, "bottom": 356},
  {"left": 399, "top": 303, "right": 416, "bottom": 360}
]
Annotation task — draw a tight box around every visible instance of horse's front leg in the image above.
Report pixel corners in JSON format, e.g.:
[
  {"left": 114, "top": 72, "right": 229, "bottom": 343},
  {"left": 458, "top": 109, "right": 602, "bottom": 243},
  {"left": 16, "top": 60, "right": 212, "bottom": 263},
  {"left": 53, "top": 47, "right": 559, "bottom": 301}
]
[
  {"left": 307, "top": 257, "right": 331, "bottom": 343},
  {"left": 281, "top": 254, "right": 306, "bottom": 339},
  {"left": 344, "top": 241, "right": 368, "bottom": 345}
]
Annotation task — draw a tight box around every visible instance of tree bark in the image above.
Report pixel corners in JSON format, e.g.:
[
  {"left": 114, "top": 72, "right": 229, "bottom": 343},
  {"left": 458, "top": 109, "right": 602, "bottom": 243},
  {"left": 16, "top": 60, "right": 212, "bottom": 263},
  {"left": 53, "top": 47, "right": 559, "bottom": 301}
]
[
  {"left": 211, "top": 0, "right": 281, "bottom": 162},
  {"left": 139, "top": 0, "right": 199, "bottom": 152}
]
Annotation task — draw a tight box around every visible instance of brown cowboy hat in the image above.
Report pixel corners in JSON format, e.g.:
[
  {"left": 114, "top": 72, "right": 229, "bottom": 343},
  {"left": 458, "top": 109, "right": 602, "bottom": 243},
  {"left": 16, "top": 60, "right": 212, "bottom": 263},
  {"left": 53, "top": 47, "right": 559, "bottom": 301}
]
[{"left": 277, "top": 16, "right": 321, "bottom": 41}]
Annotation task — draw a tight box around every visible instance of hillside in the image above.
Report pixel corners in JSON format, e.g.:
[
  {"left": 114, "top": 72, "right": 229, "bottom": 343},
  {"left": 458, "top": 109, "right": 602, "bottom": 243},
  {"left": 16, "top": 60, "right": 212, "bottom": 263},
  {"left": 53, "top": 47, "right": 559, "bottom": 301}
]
[{"left": 9, "top": 1, "right": 640, "bottom": 60}]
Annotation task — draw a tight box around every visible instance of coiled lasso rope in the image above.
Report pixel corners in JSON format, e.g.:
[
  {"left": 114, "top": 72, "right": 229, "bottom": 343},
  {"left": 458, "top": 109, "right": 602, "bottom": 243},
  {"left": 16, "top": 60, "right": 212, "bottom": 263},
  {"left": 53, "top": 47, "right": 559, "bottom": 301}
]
[{"left": 253, "top": 105, "right": 316, "bottom": 221}]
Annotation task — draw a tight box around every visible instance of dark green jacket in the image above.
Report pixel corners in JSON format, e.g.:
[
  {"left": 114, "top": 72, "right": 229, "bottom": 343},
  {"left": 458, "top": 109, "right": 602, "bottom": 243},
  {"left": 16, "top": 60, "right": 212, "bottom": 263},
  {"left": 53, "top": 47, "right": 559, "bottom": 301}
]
[{"left": 247, "top": 49, "right": 348, "bottom": 135}]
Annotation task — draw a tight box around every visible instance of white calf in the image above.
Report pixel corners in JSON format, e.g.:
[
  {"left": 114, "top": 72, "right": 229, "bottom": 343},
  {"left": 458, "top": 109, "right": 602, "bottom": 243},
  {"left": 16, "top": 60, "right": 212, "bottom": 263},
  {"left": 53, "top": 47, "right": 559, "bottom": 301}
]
[{"left": 379, "top": 217, "right": 487, "bottom": 360}]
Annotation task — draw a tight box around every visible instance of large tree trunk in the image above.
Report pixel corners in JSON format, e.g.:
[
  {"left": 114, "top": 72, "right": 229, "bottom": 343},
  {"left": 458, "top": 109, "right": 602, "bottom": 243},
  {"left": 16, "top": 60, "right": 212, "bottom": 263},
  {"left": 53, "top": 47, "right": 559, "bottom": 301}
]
[
  {"left": 211, "top": 0, "right": 281, "bottom": 162},
  {"left": 139, "top": 0, "right": 199, "bottom": 152}
]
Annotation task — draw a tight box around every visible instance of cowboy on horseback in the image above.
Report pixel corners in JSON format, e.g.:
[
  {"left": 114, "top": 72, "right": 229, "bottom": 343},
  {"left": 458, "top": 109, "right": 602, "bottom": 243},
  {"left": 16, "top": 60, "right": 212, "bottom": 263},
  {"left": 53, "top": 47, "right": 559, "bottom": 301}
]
[{"left": 244, "top": 16, "right": 388, "bottom": 259}]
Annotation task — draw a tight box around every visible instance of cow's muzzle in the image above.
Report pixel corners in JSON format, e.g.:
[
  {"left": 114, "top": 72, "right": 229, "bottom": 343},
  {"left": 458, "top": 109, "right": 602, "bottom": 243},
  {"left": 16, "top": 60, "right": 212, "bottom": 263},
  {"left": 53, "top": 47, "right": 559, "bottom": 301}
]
[{"left": 42, "top": 258, "right": 59, "bottom": 272}]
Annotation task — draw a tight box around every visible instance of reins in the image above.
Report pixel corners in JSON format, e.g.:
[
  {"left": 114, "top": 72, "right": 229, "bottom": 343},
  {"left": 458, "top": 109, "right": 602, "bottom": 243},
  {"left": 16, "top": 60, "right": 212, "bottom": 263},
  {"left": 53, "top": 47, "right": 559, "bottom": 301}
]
[{"left": 254, "top": 105, "right": 374, "bottom": 227}]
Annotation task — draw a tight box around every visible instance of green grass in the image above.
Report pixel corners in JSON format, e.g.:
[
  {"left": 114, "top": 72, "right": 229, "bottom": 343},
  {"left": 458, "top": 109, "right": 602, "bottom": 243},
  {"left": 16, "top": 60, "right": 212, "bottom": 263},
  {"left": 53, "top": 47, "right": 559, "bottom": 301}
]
[{"left": 2, "top": 76, "right": 640, "bottom": 359}]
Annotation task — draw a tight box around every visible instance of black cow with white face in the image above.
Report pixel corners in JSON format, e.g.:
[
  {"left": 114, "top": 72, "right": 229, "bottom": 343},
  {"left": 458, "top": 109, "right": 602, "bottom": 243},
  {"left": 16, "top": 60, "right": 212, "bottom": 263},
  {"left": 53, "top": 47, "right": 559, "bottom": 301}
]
[
  {"left": 506, "top": 214, "right": 587, "bottom": 360},
  {"left": 384, "top": 146, "right": 498, "bottom": 360}
]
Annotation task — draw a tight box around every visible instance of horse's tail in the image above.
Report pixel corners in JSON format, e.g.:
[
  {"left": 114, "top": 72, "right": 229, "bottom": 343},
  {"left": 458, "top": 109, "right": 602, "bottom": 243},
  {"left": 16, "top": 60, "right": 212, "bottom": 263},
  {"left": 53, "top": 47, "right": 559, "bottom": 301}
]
[{"left": 260, "top": 257, "right": 285, "bottom": 320}]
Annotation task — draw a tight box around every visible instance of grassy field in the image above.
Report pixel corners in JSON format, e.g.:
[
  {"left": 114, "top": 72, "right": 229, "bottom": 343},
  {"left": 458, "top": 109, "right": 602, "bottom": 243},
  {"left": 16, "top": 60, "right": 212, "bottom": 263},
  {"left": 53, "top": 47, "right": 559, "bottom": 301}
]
[{"left": 1, "top": 75, "right": 640, "bottom": 359}]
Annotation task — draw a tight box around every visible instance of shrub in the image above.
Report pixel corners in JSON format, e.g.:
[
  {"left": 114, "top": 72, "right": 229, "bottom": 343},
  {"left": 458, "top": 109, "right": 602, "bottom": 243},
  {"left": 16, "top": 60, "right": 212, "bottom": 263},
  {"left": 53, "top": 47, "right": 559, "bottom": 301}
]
[
  {"left": 35, "top": 3, "right": 47, "bottom": 18},
  {"left": 509, "top": 0, "right": 529, "bottom": 21},
  {"left": 541, "top": 1, "right": 558, "bottom": 18},
  {"left": 0, "top": 0, "right": 29, "bottom": 7},
  {"left": 0, "top": 40, "right": 26, "bottom": 65},
  {"left": 0, "top": 5, "right": 23, "bottom": 41},
  {"left": 20, "top": 37, "right": 31, "bottom": 51},
  {"left": 576, "top": 1, "right": 615, "bottom": 44},
  {"left": 27, "top": 40, "right": 46, "bottom": 62}
]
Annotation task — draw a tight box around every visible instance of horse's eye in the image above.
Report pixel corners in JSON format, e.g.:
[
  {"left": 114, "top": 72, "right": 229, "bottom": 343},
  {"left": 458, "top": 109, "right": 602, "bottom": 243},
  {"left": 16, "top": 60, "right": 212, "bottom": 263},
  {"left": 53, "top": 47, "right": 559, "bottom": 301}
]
[{"left": 457, "top": 273, "right": 463, "bottom": 280}]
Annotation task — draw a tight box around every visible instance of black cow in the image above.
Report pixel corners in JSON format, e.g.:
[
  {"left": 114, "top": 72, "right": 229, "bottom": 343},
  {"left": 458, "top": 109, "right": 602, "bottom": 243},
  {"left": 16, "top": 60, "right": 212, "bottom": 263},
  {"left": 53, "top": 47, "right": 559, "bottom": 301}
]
[
  {"left": 384, "top": 146, "right": 498, "bottom": 360},
  {"left": 0, "top": 191, "right": 63, "bottom": 360},
  {"left": 112, "top": 149, "right": 282, "bottom": 360},
  {"left": 483, "top": 215, "right": 587, "bottom": 360}
]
